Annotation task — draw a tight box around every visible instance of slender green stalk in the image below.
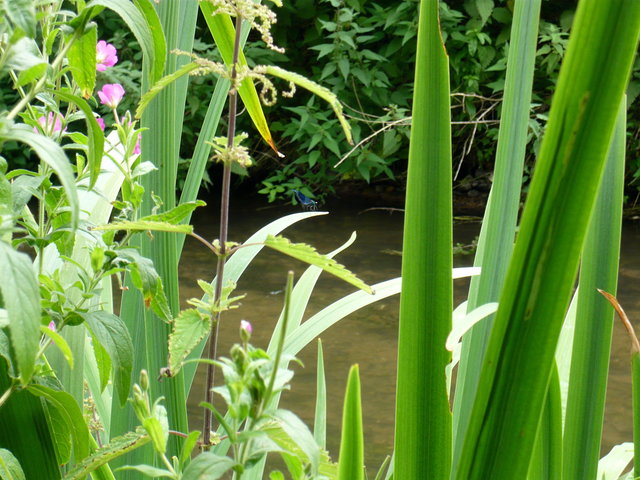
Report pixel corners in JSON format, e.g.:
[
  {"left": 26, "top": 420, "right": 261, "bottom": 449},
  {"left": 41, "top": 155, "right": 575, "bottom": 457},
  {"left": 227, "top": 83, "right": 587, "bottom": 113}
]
[
  {"left": 202, "top": 13, "right": 243, "bottom": 447},
  {"left": 562, "top": 99, "right": 625, "bottom": 480},
  {"left": 394, "top": 0, "right": 452, "bottom": 477}
]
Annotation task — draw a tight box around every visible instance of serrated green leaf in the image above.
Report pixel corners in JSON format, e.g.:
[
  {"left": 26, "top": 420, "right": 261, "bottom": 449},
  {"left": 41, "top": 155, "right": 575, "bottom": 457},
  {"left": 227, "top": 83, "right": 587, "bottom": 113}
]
[
  {"left": 168, "top": 309, "right": 210, "bottom": 376},
  {"left": 67, "top": 27, "right": 97, "bottom": 98},
  {"left": 53, "top": 91, "right": 105, "bottom": 189},
  {"left": 0, "top": 242, "right": 39, "bottom": 383},
  {"left": 142, "top": 200, "right": 206, "bottom": 224},
  {"left": 80, "top": 311, "right": 133, "bottom": 406},
  {"left": 27, "top": 385, "right": 91, "bottom": 462},
  {"left": 93, "top": 220, "right": 193, "bottom": 234},
  {"left": 182, "top": 452, "right": 235, "bottom": 480},
  {"left": 63, "top": 431, "right": 151, "bottom": 480},
  {"left": 40, "top": 325, "right": 74, "bottom": 369},
  {"left": 264, "top": 234, "right": 372, "bottom": 294},
  {"left": 136, "top": 62, "right": 200, "bottom": 118},
  {"left": 4, "top": 126, "right": 79, "bottom": 229},
  {"left": 0, "top": 448, "right": 25, "bottom": 480},
  {"left": 475, "top": 0, "right": 494, "bottom": 26}
]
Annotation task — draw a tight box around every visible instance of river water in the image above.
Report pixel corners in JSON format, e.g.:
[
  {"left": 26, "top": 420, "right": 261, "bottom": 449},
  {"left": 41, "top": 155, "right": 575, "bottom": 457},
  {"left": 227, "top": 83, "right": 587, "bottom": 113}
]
[{"left": 180, "top": 194, "right": 640, "bottom": 473}]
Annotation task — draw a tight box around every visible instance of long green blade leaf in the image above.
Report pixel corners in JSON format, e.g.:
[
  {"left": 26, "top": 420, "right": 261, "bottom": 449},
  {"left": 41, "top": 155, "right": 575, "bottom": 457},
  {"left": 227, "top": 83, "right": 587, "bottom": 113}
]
[
  {"left": 562, "top": 97, "right": 625, "bottom": 480},
  {"left": 337, "top": 365, "right": 364, "bottom": 480},
  {"left": 455, "top": 2, "right": 640, "bottom": 478},
  {"left": 394, "top": 0, "right": 452, "bottom": 477},
  {"left": 451, "top": 0, "right": 541, "bottom": 472}
]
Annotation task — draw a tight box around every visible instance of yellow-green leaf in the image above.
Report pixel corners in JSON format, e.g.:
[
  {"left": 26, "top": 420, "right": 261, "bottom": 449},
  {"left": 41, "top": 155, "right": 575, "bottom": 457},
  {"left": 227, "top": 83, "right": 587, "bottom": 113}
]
[{"left": 264, "top": 234, "right": 372, "bottom": 294}]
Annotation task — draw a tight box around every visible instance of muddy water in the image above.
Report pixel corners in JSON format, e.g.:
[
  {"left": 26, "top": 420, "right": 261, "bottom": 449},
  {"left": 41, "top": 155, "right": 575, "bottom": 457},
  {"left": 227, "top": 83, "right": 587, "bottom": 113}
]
[{"left": 180, "top": 196, "right": 640, "bottom": 472}]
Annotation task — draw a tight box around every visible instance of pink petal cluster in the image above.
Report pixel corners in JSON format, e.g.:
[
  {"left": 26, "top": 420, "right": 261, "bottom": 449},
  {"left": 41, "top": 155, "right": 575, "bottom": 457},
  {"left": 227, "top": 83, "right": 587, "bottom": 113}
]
[
  {"left": 48, "top": 320, "right": 56, "bottom": 331},
  {"left": 134, "top": 134, "right": 141, "bottom": 155},
  {"left": 98, "top": 84, "right": 125, "bottom": 109},
  {"left": 96, "top": 117, "right": 105, "bottom": 131},
  {"left": 34, "top": 112, "right": 63, "bottom": 134},
  {"left": 96, "top": 40, "right": 118, "bottom": 72}
]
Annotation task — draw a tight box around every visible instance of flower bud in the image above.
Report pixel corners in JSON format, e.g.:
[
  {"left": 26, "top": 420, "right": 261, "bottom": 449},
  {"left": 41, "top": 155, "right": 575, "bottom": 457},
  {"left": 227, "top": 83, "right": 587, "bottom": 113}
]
[{"left": 240, "top": 320, "right": 252, "bottom": 343}]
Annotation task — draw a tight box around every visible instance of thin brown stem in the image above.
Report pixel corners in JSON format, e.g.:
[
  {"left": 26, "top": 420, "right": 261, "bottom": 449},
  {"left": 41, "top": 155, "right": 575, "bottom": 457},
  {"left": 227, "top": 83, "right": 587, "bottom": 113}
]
[{"left": 202, "top": 13, "right": 244, "bottom": 448}]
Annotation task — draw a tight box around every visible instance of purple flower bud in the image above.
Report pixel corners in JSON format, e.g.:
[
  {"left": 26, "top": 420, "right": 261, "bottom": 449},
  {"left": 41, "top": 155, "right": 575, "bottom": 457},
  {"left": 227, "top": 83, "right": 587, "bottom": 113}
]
[
  {"left": 96, "top": 40, "right": 118, "bottom": 71},
  {"left": 48, "top": 320, "right": 56, "bottom": 331},
  {"left": 98, "top": 83, "right": 125, "bottom": 109}
]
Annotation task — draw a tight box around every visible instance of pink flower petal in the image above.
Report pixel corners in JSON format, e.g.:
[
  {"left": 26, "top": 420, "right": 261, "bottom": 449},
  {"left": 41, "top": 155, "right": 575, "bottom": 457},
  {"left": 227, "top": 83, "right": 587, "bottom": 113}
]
[
  {"left": 96, "top": 117, "right": 105, "bottom": 131},
  {"left": 96, "top": 40, "right": 118, "bottom": 71},
  {"left": 98, "top": 83, "right": 125, "bottom": 109}
]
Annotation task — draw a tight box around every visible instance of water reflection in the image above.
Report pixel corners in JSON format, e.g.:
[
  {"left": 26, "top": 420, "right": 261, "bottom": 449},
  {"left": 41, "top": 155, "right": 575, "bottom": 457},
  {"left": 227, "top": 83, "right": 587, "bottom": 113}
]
[{"left": 181, "top": 196, "right": 638, "bottom": 472}]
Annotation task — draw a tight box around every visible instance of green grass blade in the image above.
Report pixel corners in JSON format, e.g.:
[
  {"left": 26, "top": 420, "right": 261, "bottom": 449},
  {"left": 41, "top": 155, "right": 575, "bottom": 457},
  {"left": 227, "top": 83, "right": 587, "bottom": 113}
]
[
  {"left": 0, "top": 361, "right": 60, "bottom": 479},
  {"left": 455, "top": 2, "right": 640, "bottom": 478},
  {"left": 314, "top": 339, "right": 326, "bottom": 450},
  {"left": 562, "top": 98, "right": 625, "bottom": 480},
  {"left": 394, "top": 0, "right": 452, "bottom": 477},
  {"left": 176, "top": 78, "right": 229, "bottom": 244},
  {"left": 451, "top": 0, "right": 541, "bottom": 471},
  {"left": 527, "top": 365, "right": 562, "bottom": 480},
  {"left": 337, "top": 365, "right": 364, "bottom": 480},
  {"left": 111, "top": 0, "right": 198, "bottom": 472}
]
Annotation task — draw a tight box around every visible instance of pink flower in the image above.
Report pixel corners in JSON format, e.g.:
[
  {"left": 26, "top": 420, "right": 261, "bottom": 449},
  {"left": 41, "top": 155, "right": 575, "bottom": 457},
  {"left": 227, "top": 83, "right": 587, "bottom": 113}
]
[
  {"left": 48, "top": 320, "right": 56, "bottom": 331},
  {"left": 98, "top": 84, "right": 125, "bottom": 109},
  {"left": 133, "top": 134, "right": 141, "bottom": 155},
  {"left": 34, "top": 112, "right": 63, "bottom": 134},
  {"left": 96, "top": 40, "right": 118, "bottom": 71},
  {"left": 96, "top": 117, "right": 105, "bottom": 131}
]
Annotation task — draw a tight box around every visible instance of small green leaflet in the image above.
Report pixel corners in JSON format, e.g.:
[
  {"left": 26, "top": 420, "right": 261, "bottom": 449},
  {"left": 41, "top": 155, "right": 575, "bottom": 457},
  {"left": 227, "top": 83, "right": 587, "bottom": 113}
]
[
  {"left": 0, "top": 448, "right": 26, "bottom": 480},
  {"left": 265, "top": 65, "right": 352, "bottom": 145},
  {"left": 63, "top": 431, "right": 150, "bottom": 480},
  {"left": 92, "top": 200, "right": 205, "bottom": 234},
  {"left": 93, "top": 220, "right": 193, "bottom": 234},
  {"left": 168, "top": 308, "right": 211, "bottom": 376},
  {"left": 264, "top": 234, "right": 373, "bottom": 294}
]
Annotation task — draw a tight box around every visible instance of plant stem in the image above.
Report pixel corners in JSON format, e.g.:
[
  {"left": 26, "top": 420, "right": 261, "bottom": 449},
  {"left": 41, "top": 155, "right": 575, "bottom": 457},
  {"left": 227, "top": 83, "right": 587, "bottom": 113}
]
[{"left": 202, "top": 13, "right": 243, "bottom": 447}]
